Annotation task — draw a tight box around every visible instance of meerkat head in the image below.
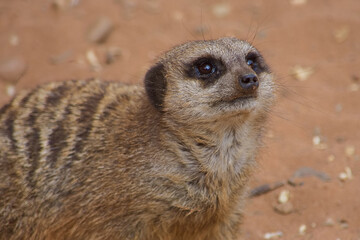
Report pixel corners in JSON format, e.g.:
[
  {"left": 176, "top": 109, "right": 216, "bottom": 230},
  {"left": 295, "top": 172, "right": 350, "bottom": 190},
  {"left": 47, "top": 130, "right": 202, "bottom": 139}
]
[{"left": 144, "top": 37, "right": 274, "bottom": 124}]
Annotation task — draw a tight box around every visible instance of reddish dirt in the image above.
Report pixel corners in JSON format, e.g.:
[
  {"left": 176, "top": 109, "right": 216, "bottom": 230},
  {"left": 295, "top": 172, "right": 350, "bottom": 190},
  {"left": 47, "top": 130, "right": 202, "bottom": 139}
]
[{"left": 1, "top": 0, "right": 359, "bottom": 239}]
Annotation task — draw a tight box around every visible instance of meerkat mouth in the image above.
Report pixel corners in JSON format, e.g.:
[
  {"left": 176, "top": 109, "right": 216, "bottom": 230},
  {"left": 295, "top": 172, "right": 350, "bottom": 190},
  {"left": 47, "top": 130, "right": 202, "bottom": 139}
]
[
  {"left": 216, "top": 94, "right": 257, "bottom": 105},
  {"left": 227, "top": 95, "right": 257, "bottom": 103},
  {"left": 212, "top": 95, "right": 258, "bottom": 113}
]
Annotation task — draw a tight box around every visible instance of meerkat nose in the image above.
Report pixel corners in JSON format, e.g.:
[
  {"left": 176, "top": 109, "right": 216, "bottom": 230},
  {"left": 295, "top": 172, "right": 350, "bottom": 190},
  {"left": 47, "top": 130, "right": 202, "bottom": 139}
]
[{"left": 239, "top": 73, "right": 259, "bottom": 91}]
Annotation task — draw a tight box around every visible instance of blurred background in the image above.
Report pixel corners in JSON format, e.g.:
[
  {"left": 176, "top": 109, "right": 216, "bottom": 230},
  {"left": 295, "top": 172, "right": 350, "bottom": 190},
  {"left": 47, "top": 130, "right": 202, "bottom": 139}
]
[{"left": 0, "top": 0, "right": 359, "bottom": 239}]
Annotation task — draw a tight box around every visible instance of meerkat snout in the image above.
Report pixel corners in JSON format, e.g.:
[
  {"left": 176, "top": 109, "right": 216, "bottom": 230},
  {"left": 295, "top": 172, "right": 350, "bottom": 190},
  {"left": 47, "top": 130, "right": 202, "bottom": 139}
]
[{"left": 239, "top": 73, "right": 259, "bottom": 91}]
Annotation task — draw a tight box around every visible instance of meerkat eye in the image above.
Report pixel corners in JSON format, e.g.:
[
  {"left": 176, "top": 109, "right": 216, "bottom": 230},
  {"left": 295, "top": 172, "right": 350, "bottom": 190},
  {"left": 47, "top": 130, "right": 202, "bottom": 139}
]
[
  {"left": 245, "top": 52, "right": 261, "bottom": 73},
  {"left": 187, "top": 57, "right": 225, "bottom": 82},
  {"left": 246, "top": 59, "right": 256, "bottom": 68},
  {"left": 197, "top": 62, "right": 216, "bottom": 75},
  {"left": 246, "top": 58, "right": 259, "bottom": 72},
  {"left": 195, "top": 60, "right": 216, "bottom": 77}
]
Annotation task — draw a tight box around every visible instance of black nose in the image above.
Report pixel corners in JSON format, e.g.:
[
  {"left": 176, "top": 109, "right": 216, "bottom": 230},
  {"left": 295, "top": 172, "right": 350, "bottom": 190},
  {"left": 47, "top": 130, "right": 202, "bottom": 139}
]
[{"left": 239, "top": 74, "right": 259, "bottom": 91}]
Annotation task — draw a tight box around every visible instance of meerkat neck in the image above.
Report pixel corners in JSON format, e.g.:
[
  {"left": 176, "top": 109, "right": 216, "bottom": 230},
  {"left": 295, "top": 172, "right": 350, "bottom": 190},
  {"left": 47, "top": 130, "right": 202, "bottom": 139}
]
[{"left": 160, "top": 114, "right": 256, "bottom": 182}]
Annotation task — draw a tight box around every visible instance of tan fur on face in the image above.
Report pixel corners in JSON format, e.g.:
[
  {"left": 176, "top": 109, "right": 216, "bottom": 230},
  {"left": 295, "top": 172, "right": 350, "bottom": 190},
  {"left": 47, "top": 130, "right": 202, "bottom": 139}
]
[{"left": 0, "top": 37, "right": 274, "bottom": 240}]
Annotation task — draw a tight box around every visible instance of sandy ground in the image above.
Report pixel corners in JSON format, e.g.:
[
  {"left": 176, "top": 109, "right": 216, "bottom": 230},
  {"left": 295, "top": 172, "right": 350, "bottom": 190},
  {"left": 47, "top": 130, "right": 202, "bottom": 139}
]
[{"left": 0, "top": 0, "right": 359, "bottom": 239}]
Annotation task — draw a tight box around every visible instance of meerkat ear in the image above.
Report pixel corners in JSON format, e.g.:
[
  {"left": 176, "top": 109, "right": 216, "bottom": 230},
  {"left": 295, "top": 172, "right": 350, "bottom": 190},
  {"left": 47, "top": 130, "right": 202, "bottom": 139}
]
[{"left": 144, "top": 63, "right": 167, "bottom": 111}]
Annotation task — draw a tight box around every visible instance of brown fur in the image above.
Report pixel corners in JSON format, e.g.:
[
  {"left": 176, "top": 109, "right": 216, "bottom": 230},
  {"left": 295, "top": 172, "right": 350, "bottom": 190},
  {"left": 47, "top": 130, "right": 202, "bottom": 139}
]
[{"left": 0, "top": 37, "right": 274, "bottom": 240}]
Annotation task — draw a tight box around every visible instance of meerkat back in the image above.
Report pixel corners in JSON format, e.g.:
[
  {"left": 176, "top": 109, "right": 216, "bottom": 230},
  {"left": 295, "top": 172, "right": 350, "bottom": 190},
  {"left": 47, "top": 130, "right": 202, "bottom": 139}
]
[
  {"left": 0, "top": 37, "right": 274, "bottom": 240},
  {"left": 0, "top": 79, "right": 152, "bottom": 239}
]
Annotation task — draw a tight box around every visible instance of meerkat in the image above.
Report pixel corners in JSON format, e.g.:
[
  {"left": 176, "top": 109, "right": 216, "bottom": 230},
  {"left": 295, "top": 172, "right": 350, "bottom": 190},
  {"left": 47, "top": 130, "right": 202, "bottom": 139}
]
[{"left": 0, "top": 37, "right": 274, "bottom": 240}]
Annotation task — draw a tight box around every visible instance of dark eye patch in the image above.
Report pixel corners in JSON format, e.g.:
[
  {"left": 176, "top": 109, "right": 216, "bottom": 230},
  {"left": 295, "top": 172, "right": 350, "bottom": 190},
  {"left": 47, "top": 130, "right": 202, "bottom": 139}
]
[{"left": 186, "top": 57, "right": 226, "bottom": 84}]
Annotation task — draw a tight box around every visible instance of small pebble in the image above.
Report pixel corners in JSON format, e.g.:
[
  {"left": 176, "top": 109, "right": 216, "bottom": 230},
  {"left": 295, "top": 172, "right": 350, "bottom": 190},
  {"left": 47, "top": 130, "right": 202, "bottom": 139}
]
[
  {"left": 349, "top": 83, "right": 359, "bottom": 92},
  {"left": 278, "top": 190, "right": 290, "bottom": 203},
  {"left": 312, "top": 135, "right": 327, "bottom": 150},
  {"left": 324, "top": 217, "right": 335, "bottom": 227},
  {"left": 327, "top": 154, "right": 335, "bottom": 162},
  {"left": 274, "top": 202, "right": 294, "bottom": 215},
  {"left": 299, "top": 224, "right": 307, "bottom": 235},
  {"left": 289, "top": 0, "right": 307, "bottom": 5},
  {"left": 345, "top": 146, "right": 355, "bottom": 157},
  {"left": 345, "top": 167, "right": 353, "bottom": 179},
  {"left": 333, "top": 26, "right": 350, "bottom": 43},
  {"left": 105, "top": 47, "right": 122, "bottom": 64},
  {"left": 338, "top": 172, "right": 348, "bottom": 182},
  {"left": 312, "top": 136, "right": 321, "bottom": 145},
  {"left": 290, "top": 65, "right": 314, "bottom": 81},
  {"left": 86, "top": 50, "right": 102, "bottom": 72},
  {"left": 263, "top": 231, "right": 283, "bottom": 239},
  {"left": 51, "top": 0, "right": 66, "bottom": 10},
  {"left": 0, "top": 57, "right": 27, "bottom": 83},
  {"left": 87, "top": 17, "right": 114, "bottom": 44},
  {"left": 9, "top": 34, "right": 19, "bottom": 46},
  {"left": 212, "top": 3, "right": 231, "bottom": 18},
  {"left": 51, "top": 0, "right": 79, "bottom": 10},
  {"left": 339, "top": 219, "right": 349, "bottom": 229},
  {"left": 51, "top": 0, "right": 77, "bottom": 10},
  {"left": 6, "top": 85, "right": 16, "bottom": 97}
]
